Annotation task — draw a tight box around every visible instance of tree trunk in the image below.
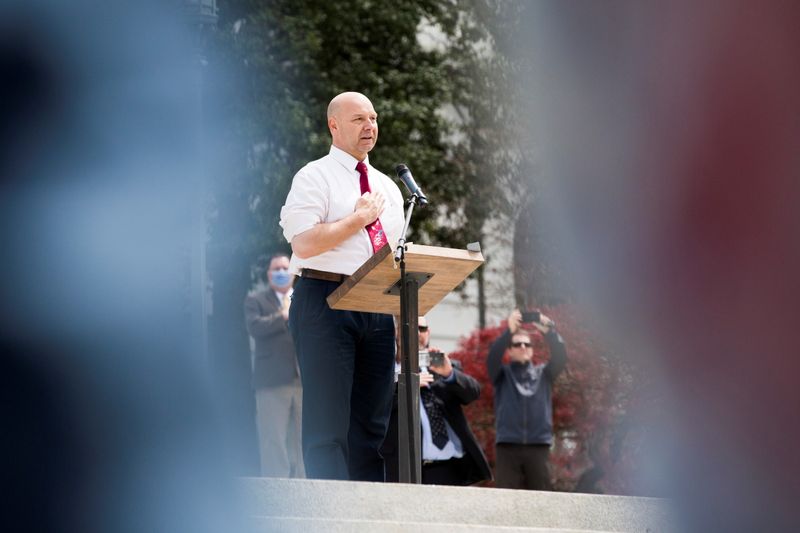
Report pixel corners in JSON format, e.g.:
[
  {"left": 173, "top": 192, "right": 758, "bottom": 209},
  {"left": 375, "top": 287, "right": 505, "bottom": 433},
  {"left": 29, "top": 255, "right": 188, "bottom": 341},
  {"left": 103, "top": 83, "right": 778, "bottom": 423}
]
[{"left": 477, "top": 265, "right": 486, "bottom": 329}]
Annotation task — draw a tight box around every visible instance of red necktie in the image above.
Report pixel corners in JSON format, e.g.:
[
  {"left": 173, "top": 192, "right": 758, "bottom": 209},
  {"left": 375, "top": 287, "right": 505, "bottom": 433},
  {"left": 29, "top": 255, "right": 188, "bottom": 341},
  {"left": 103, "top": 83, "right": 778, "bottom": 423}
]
[{"left": 356, "top": 161, "right": 387, "bottom": 253}]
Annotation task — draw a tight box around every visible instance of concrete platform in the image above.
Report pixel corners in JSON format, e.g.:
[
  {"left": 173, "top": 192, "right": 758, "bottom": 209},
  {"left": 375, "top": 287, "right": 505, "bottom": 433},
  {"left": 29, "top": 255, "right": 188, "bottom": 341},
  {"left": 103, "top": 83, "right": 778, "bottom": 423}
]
[{"left": 240, "top": 477, "right": 676, "bottom": 532}]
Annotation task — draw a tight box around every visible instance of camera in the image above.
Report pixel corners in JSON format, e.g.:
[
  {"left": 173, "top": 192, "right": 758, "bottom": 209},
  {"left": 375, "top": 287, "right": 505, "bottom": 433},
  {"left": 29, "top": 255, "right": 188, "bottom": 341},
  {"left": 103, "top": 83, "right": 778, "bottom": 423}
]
[
  {"left": 521, "top": 310, "right": 541, "bottom": 323},
  {"left": 429, "top": 350, "right": 445, "bottom": 367}
]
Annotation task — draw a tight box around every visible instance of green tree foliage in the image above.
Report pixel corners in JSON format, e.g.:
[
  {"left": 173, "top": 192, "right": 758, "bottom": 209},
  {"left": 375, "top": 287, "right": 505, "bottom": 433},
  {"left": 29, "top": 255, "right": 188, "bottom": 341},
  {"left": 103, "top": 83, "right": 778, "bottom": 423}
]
[{"left": 215, "top": 0, "right": 493, "bottom": 261}]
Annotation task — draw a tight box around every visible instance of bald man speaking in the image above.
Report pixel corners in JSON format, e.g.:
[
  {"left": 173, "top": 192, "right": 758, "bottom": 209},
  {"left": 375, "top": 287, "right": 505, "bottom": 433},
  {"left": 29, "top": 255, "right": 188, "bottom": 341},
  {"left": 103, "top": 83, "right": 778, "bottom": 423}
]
[{"left": 280, "top": 92, "right": 404, "bottom": 481}]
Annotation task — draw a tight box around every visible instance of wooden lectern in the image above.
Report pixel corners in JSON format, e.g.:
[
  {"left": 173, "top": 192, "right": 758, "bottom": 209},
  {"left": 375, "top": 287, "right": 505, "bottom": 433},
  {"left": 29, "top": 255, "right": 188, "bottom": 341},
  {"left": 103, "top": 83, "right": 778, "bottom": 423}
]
[{"left": 327, "top": 242, "right": 484, "bottom": 483}]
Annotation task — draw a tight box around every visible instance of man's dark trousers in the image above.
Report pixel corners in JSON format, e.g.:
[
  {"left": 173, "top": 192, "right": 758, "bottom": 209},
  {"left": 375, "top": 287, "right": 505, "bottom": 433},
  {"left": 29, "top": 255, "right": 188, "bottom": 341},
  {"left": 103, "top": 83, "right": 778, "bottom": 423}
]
[
  {"left": 495, "top": 443, "right": 552, "bottom": 490},
  {"left": 289, "top": 277, "right": 395, "bottom": 481}
]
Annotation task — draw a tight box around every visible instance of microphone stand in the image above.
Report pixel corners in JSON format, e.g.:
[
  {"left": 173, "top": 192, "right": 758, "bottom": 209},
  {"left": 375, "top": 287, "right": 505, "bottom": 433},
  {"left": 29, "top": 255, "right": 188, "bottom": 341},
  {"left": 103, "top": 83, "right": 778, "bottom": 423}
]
[{"left": 395, "top": 193, "right": 423, "bottom": 484}]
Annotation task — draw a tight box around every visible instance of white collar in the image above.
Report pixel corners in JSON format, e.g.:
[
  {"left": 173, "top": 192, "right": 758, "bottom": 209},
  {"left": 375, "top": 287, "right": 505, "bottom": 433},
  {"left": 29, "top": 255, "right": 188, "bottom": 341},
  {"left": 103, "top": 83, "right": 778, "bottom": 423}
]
[{"left": 329, "top": 145, "right": 369, "bottom": 172}]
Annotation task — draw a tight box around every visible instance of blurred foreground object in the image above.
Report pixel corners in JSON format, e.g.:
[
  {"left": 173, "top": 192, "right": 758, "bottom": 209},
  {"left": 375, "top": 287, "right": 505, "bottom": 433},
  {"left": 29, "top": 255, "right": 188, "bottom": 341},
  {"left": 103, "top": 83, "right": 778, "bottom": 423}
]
[
  {"left": 1, "top": 1, "right": 242, "bottom": 532},
  {"left": 512, "top": 0, "right": 800, "bottom": 530}
]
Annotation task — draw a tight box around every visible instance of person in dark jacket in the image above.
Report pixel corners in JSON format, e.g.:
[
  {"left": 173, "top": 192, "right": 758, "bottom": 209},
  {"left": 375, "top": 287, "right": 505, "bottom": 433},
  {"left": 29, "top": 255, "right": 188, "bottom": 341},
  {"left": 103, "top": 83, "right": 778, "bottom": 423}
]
[
  {"left": 383, "top": 317, "right": 492, "bottom": 485},
  {"left": 244, "top": 253, "right": 304, "bottom": 478},
  {"left": 487, "top": 309, "right": 567, "bottom": 490}
]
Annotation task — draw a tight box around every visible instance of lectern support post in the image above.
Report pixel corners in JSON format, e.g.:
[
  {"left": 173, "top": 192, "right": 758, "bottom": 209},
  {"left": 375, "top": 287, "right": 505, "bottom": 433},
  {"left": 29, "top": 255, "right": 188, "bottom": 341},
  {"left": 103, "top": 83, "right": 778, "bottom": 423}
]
[
  {"left": 396, "top": 194, "right": 423, "bottom": 484},
  {"left": 397, "top": 251, "right": 422, "bottom": 484}
]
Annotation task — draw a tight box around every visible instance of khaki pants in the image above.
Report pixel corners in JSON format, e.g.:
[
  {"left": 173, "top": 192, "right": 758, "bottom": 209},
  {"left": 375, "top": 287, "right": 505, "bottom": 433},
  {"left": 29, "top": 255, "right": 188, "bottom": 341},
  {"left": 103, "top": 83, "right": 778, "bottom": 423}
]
[{"left": 255, "top": 379, "right": 305, "bottom": 478}]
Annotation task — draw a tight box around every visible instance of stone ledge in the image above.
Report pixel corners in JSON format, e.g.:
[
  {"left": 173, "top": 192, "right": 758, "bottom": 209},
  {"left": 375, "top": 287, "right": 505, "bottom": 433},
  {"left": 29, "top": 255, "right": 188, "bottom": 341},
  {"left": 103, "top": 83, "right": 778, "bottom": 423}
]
[
  {"left": 240, "top": 477, "right": 674, "bottom": 533},
  {"left": 252, "top": 516, "right": 619, "bottom": 533}
]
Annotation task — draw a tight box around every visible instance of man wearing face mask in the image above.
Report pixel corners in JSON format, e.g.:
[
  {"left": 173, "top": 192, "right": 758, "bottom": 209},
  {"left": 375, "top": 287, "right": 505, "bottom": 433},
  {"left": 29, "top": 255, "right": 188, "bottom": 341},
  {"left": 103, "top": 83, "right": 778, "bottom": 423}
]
[{"left": 244, "top": 253, "right": 305, "bottom": 478}]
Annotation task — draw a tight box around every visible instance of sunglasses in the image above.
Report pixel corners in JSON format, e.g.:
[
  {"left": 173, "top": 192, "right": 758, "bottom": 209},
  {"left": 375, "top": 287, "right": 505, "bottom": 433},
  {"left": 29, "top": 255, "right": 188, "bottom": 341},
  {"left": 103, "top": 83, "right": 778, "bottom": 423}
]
[
  {"left": 511, "top": 341, "right": 531, "bottom": 348},
  {"left": 418, "top": 326, "right": 429, "bottom": 332}
]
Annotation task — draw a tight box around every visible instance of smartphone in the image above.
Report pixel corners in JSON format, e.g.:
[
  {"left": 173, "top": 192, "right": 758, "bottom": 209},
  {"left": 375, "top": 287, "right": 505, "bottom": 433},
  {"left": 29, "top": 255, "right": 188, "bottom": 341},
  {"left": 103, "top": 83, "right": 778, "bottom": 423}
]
[
  {"left": 429, "top": 350, "right": 445, "bottom": 366},
  {"left": 521, "top": 310, "right": 541, "bottom": 323},
  {"left": 418, "top": 349, "right": 430, "bottom": 368}
]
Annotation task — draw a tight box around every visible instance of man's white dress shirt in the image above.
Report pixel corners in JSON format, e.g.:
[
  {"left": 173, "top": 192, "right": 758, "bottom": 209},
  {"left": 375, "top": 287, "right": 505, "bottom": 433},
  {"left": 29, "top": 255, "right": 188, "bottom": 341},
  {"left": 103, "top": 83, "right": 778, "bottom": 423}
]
[
  {"left": 280, "top": 145, "right": 405, "bottom": 275},
  {"left": 419, "top": 380, "right": 465, "bottom": 461},
  {"left": 393, "top": 362, "right": 465, "bottom": 462}
]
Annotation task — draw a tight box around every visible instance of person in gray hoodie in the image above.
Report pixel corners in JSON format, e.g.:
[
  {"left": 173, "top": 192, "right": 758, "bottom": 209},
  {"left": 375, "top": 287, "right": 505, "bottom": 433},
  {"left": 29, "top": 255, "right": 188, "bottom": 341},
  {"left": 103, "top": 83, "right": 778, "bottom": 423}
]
[{"left": 487, "top": 309, "right": 567, "bottom": 490}]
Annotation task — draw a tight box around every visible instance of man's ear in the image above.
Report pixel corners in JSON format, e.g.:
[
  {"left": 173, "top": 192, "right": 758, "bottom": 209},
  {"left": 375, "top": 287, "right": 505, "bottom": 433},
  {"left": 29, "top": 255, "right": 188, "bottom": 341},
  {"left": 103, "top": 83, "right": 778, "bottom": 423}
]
[{"left": 328, "top": 115, "right": 338, "bottom": 134}]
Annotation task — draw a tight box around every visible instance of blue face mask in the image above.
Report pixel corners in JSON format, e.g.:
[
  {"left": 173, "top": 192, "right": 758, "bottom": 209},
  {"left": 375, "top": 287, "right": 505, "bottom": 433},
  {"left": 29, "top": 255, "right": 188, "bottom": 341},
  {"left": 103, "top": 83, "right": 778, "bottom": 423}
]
[{"left": 269, "top": 269, "right": 292, "bottom": 288}]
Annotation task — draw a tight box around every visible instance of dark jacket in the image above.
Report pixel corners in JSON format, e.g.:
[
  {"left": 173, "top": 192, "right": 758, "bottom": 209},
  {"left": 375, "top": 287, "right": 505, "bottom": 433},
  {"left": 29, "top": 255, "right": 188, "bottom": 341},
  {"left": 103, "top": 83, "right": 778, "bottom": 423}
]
[
  {"left": 487, "top": 329, "right": 567, "bottom": 445},
  {"left": 243, "top": 289, "right": 300, "bottom": 389},
  {"left": 382, "top": 361, "right": 493, "bottom": 485}
]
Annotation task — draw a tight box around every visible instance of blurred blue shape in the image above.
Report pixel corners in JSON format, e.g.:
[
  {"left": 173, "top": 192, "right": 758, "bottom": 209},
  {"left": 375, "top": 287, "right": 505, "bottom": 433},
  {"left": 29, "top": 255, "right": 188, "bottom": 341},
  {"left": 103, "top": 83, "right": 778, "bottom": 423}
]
[{"left": 1, "top": 1, "right": 246, "bottom": 532}]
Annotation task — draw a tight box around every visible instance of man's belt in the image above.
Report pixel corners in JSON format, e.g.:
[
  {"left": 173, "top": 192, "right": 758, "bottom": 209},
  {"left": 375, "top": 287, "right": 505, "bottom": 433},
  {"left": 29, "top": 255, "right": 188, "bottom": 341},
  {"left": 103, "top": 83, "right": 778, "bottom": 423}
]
[{"left": 300, "top": 268, "right": 349, "bottom": 283}]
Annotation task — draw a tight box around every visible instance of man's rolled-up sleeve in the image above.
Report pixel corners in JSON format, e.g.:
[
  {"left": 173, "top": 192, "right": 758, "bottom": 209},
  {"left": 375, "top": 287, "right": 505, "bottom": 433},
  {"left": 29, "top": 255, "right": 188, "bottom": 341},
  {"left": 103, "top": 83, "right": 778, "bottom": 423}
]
[{"left": 280, "top": 169, "right": 328, "bottom": 242}]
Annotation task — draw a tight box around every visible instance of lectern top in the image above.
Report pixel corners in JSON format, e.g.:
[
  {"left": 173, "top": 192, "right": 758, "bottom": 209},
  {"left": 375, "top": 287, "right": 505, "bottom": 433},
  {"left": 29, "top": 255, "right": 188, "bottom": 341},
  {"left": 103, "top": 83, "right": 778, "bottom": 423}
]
[{"left": 326, "top": 243, "right": 484, "bottom": 315}]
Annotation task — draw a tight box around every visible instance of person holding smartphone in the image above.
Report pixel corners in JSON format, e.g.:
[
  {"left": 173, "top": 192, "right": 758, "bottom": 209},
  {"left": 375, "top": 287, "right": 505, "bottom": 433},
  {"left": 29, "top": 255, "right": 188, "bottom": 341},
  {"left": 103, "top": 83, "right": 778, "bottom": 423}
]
[
  {"left": 382, "top": 316, "right": 492, "bottom": 485},
  {"left": 487, "top": 308, "right": 567, "bottom": 490}
]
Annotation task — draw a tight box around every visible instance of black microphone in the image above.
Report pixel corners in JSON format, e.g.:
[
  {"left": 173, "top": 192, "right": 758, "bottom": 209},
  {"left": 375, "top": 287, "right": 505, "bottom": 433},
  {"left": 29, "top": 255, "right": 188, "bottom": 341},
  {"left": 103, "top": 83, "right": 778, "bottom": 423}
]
[{"left": 394, "top": 164, "right": 428, "bottom": 205}]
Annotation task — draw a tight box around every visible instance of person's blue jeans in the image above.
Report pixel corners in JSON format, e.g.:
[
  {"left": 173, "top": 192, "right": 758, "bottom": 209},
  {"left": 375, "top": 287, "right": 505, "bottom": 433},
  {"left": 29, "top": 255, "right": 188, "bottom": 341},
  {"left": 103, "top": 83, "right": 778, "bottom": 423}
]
[{"left": 289, "top": 277, "right": 395, "bottom": 481}]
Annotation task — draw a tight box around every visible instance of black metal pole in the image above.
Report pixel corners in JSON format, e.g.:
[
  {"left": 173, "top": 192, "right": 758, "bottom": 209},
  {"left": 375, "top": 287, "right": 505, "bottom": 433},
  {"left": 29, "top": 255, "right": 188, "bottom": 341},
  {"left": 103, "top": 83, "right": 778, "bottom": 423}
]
[{"left": 396, "top": 195, "right": 422, "bottom": 483}]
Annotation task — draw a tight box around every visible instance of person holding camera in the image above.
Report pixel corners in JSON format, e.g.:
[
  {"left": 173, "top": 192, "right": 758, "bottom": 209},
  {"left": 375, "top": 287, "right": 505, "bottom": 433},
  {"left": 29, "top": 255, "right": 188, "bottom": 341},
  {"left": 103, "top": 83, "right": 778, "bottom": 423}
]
[
  {"left": 383, "top": 317, "right": 492, "bottom": 485},
  {"left": 487, "top": 309, "right": 567, "bottom": 490}
]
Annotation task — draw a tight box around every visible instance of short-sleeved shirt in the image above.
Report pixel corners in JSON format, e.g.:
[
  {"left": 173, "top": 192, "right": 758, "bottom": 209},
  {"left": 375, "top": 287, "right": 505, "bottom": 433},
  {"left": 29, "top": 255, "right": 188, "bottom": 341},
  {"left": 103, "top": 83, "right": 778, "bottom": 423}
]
[{"left": 280, "top": 145, "right": 405, "bottom": 275}]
